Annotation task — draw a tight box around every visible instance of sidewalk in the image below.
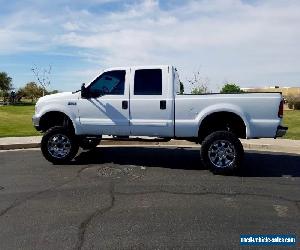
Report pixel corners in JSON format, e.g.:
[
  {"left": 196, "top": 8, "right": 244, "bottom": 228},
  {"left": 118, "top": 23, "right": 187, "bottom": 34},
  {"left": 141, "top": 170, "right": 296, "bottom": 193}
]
[{"left": 0, "top": 136, "right": 300, "bottom": 154}]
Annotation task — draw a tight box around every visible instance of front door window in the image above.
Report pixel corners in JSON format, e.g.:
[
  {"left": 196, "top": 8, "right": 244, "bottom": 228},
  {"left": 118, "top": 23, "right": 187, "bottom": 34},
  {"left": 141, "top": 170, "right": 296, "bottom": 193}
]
[{"left": 89, "top": 70, "right": 126, "bottom": 97}]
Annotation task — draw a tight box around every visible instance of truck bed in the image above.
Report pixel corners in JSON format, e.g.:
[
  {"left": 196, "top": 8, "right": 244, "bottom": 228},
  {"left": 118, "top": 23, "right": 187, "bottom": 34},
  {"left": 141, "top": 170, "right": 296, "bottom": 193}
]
[{"left": 175, "top": 92, "right": 282, "bottom": 139}]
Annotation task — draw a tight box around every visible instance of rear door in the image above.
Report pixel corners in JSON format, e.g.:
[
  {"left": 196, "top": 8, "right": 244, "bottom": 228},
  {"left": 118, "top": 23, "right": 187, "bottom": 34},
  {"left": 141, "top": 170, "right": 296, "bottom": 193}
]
[{"left": 129, "top": 66, "right": 174, "bottom": 137}]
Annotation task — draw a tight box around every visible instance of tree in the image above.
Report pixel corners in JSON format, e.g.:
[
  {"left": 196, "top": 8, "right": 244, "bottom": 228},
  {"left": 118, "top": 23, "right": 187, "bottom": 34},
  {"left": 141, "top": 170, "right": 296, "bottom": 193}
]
[
  {"left": 179, "top": 81, "right": 184, "bottom": 94},
  {"left": 220, "top": 83, "right": 243, "bottom": 94},
  {"left": 31, "top": 65, "right": 51, "bottom": 96},
  {"left": 47, "top": 89, "right": 59, "bottom": 95},
  {"left": 191, "top": 87, "right": 206, "bottom": 95},
  {"left": 18, "top": 82, "right": 44, "bottom": 102},
  {"left": 188, "top": 71, "right": 209, "bottom": 94},
  {"left": 0, "top": 72, "right": 13, "bottom": 102}
]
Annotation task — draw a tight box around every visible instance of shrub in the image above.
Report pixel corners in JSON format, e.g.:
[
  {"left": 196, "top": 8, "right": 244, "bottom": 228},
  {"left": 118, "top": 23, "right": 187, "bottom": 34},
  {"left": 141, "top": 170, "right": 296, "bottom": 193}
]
[
  {"left": 220, "top": 83, "right": 243, "bottom": 93},
  {"left": 288, "top": 102, "right": 294, "bottom": 109},
  {"left": 294, "top": 101, "right": 300, "bottom": 110},
  {"left": 285, "top": 94, "right": 300, "bottom": 110}
]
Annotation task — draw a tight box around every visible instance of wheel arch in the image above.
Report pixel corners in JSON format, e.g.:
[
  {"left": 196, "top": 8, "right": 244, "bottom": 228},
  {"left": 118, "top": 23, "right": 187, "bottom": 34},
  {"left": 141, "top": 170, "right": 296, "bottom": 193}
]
[
  {"left": 198, "top": 107, "right": 249, "bottom": 143},
  {"left": 39, "top": 111, "right": 76, "bottom": 134}
]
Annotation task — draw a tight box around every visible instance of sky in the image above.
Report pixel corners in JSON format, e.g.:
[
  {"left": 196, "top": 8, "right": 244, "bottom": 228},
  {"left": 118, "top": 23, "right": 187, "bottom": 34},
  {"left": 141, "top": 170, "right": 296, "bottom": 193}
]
[{"left": 0, "top": 0, "right": 300, "bottom": 92}]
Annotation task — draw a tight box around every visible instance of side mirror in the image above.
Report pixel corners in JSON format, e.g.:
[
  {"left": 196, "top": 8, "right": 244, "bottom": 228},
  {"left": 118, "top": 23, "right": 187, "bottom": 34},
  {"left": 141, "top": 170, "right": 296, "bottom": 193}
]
[
  {"left": 81, "top": 83, "right": 105, "bottom": 99},
  {"left": 81, "top": 83, "right": 88, "bottom": 98}
]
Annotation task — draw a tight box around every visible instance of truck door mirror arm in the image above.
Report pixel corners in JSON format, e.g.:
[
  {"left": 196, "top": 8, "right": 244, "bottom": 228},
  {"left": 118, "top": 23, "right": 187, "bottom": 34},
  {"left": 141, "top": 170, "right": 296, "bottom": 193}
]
[{"left": 81, "top": 83, "right": 88, "bottom": 98}]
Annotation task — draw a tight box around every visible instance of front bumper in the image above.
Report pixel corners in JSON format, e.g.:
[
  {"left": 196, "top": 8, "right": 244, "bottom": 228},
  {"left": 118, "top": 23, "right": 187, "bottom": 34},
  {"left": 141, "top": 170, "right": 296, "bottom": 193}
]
[
  {"left": 275, "top": 125, "right": 288, "bottom": 138},
  {"left": 32, "top": 115, "right": 41, "bottom": 131}
]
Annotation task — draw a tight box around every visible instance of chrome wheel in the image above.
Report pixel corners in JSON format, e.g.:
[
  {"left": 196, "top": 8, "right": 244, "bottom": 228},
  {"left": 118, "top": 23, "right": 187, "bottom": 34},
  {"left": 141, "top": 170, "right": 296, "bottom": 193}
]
[
  {"left": 208, "top": 140, "right": 236, "bottom": 168},
  {"left": 47, "top": 134, "right": 71, "bottom": 159}
]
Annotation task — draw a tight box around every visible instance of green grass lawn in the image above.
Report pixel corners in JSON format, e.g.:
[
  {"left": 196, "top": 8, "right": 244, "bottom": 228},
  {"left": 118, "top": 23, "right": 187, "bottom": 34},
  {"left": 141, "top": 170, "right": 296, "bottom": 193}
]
[
  {"left": 0, "top": 105, "right": 299, "bottom": 139},
  {"left": 282, "top": 110, "right": 300, "bottom": 140},
  {"left": 0, "top": 105, "right": 40, "bottom": 137}
]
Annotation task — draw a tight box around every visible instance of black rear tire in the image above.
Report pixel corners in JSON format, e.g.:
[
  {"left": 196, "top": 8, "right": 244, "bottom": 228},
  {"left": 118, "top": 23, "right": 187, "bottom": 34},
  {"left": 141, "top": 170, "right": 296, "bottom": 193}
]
[
  {"left": 200, "top": 131, "right": 244, "bottom": 174},
  {"left": 41, "top": 126, "right": 79, "bottom": 164}
]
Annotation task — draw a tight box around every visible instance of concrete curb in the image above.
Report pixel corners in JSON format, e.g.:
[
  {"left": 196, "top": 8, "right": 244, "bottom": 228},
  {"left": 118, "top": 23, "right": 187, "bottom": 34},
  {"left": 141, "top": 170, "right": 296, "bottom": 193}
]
[
  {"left": 1, "top": 138, "right": 300, "bottom": 154},
  {"left": 0, "top": 138, "right": 191, "bottom": 150},
  {"left": 241, "top": 142, "right": 300, "bottom": 154},
  {"left": 0, "top": 143, "right": 41, "bottom": 150}
]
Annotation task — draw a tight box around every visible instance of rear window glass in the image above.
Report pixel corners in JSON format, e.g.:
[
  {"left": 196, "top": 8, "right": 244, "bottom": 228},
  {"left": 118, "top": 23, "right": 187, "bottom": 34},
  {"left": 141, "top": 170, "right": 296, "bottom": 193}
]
[{"left": 134, "top": 69, "right": 162, "bottom": 95}]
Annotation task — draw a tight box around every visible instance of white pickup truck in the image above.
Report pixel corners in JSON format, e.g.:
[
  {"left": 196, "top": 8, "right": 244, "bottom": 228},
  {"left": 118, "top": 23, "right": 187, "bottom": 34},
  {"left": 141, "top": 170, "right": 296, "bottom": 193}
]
[{"left": 33, "top": 65, "right": 287, "bottom": 173}]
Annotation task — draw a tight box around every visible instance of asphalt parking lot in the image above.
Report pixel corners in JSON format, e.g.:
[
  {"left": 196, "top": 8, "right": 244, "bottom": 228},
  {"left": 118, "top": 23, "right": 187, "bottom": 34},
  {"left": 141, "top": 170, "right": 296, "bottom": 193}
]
[{"left": 0, "top": 146, "right": 300, "bottom": 249}]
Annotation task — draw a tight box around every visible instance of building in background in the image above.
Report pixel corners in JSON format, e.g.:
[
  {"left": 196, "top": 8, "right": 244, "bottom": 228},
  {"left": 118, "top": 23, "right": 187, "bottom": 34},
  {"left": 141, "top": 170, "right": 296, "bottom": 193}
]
[{"left": 241, "top": 86, "right": 300, "bottom": 97}]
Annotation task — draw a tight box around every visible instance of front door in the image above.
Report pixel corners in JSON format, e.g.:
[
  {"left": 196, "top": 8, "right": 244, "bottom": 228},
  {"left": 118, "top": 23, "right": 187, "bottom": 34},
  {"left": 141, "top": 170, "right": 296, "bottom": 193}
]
[{"left": 77, "top": 69, "right": 130, "bottom": 136}]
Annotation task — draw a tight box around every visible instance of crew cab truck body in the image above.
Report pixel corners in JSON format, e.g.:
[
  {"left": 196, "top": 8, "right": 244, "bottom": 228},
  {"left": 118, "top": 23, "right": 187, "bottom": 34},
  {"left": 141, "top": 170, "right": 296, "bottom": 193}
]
[{"left": 33, "top": 65, "right": 287, "bottom": 173}]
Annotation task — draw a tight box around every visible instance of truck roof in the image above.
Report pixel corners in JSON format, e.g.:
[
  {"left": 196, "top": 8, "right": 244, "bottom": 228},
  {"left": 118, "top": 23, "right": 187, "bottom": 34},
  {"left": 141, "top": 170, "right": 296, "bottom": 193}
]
[{"left": 103, "top": 65, "right": 172, "bottom": 72}]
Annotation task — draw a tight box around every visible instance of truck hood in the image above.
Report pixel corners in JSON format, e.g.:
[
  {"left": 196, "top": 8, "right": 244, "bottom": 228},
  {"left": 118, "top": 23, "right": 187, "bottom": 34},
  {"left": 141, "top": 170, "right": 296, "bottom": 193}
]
[{"left": 37, "top": 92, "right": 79, "bottom": 104}]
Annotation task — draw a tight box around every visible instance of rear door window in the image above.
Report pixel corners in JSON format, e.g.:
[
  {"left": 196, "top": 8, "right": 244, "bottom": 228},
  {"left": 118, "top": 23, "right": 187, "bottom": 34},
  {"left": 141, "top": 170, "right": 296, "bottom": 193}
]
[{"left": 134, "top": 69, "right": 162, "bottom": 95}]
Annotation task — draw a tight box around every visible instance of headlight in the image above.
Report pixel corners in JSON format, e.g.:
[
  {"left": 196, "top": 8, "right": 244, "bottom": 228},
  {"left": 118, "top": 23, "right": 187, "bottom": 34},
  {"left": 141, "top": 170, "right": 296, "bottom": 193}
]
[{"left": 35, "top": 103, "right": 40, "bottom": 114}]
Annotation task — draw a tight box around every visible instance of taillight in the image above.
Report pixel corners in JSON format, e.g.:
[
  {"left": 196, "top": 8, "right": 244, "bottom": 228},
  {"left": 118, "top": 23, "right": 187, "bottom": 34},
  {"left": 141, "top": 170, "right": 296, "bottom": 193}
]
[{"left": 278, "top": 99, "right": 283, "bottom": 118}]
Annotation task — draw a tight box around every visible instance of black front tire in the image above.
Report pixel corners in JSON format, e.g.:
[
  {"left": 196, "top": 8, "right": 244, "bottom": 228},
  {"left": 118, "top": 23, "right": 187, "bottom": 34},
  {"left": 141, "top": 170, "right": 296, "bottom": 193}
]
[
  {"left": 200, "top": 131, "right": 244, "bottom": 174},
  {"left": 41, "top": 126, "right": 79, "bottom": 164}
]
